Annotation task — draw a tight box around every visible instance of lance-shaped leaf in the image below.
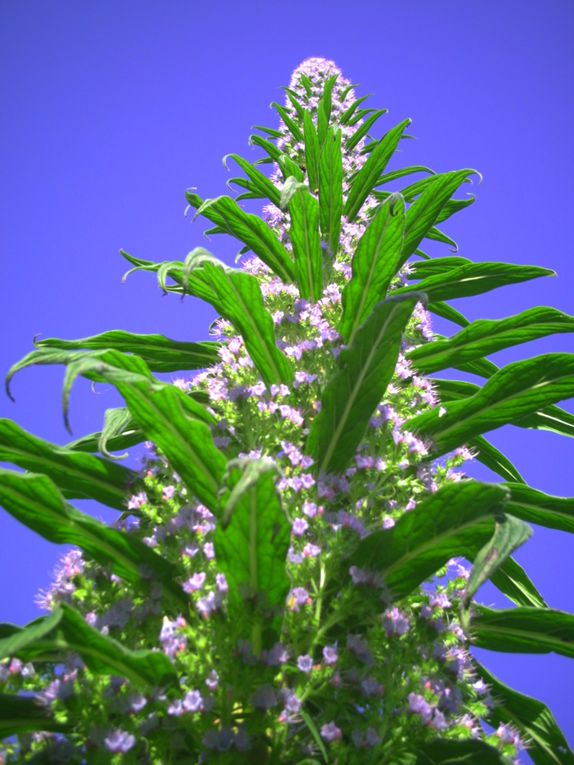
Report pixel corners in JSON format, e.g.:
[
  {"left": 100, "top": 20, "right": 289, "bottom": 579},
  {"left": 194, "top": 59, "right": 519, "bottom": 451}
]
[
  {"left": 347, "top": 481, "right": 510, "bottom": 602},
  {"left": 408, "top": 256, "right": 472, "bottom": 279},
  {"left": 307, "top": 294, "right": 420, "bottom": 475},
  {"left": 470, "top": 606, "right": 574, "bottom": 658},
  {"left": 490, "top": 556, "right": 547, "bottom": 609},
  {"left": 339, "top": 194, "right": 406, "bottom": 344},
  {"left": 249, "top": 133, "right": 282, "bottom": 165},
  {"left": 223, "top": 153, "right": 281, "bottom": 207},
  {"left": 392, "top": 261, "right": 554, "bottom": 304},
  {"left": 214, "top": 460, "right": 291, "bottom": 645},
  {"left": 344, "top": 118, "right": 412, "bottom": 221},
  {"left": 473, "top": 661, "right": 574, "bottom": 765},
  {"left": 185, "top": 193, "right": 295, "bottom": 283},
  {"left": 288, "top": 185, "right": 323, "bottom": 301},
  {"left": 317, "top": 74, "right": 338, "bottom": 146},
  {"left": 345, "top": 108, "right": 388, "bottom": 150},
  {"left": 121, "top": 249, "right": 217, "bottom": 303},
  {"left": 270, "top": 101, "right": 303, "bottom": 143},
  {"left": 0, "top": 419, "right": 137, "bottom": 510},
  {"left": 66, "top": 406, "right": 144, "bottom": 459},
  {"left": 319, "top": 127, "right": 343, "bottom": 258},
  {"left": 464, "top": 514, "right": 532, "bottom": 604},
  {"left": 0, "top": 471, "right": 188, "bottom": 611},
  {"left": 399, "top": 170, "right": 479, "bottom": 266},
  {"left": 0, "top": 693, "right": 70, "bottom": 738},
  {"left": 407, "top": 354, "right": 574, "bottom": 458},
  {"left": 415, "top": 739, "right": 511, "bottom": 765},
  {"left": 35, "top": 330, "right": 221, "bottom": 373},
  {"left": 61, "top": 352, "right": 227, "bottom": 511},
  {"left": 375, "top": 165, "right": 435, "bottom": 189},
  {"left": 340, "top": 94, "right": 371, "bottom": 125},
  {"left": 428, "top": 300, "right": 470, "bottom": 328},
  {"left": 0, "top": 604, "right": 178, "bottom": 690},
  {"left": 468, "top": 436, "right": 526, "bottom": 484},
  {"left": 198, "top": 262, "right": 294, "bottom": 386},
  {"left": 303, "top": 109, "right": 320, "bottom": 191},
  {"left": 503, "top": 482, "right": 574, "bottom": 535},
  {"left": 408, "top": 306, "right": 574, "bottom": 375}
]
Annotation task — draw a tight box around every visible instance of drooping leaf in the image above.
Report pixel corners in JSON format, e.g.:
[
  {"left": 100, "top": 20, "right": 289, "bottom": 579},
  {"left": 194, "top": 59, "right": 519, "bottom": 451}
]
[
  {"left": 340, "top": 94, "right": 371, "bottom": 125},
  {"left": 473, "top": 661, "right": 574, "bottom": 765},
  {"left": 35, "top": 330, "right": 221, "bottom": 373},
  {"left": 470, "top": 605, "right": 574, "bottom": 658},
  {"left": 248, "top": 133, "right": 282, "bottom": 164},
  {"left": 319, "top": 127, "right": 343, "bottom": 258},
  {"left": 490, "top": 556, "right": 547, "bottom": 609},
  {"left": 66, "top": 406, "right": 144, "bottom": 459},
  {"left": 392, "top": 261, "right": 554, "bottom": 304},
  {"left": 415, "top": 738, "right": 512, "bottom": 765},
  {"left": 503, "top": 482, "right": 574, "bottom": 535},
  {"left": 307, "top": 294, "right": 419, "bottom": 475},
  {"left": 303, "top": 109, "right": 320, "bottom": 191},
  {"left": 0, "top": 692, "right": 70, "bottom": 738},
  {"left": 407, "top": 354, "right": 574, "bottom": 458},
  {"left": 197, "top": 262, "right": 294, "bottom": 386},
  {"left": 270, "top": 101, "right": 303, "bottom": 143},
  {"left": 347, "top": 481, "right": 509, "bottom": 602},
  {"left": 467, "top": 435, "right": 526, "bottom": 484},
  {"left": 0, "top": 604, "right": 178, "bottom": 690},
  {"left": 408, "top": 256, "right": 472, "bottom": 279},
  {"left": 407, "top": 307, "right": 574, "bottom": 375},
  {"left": 344, "top": 119, "right": 412, "bottom": 221},
  {"left": 288, "top": 185, "right": 323, "bottom": 301},
  {"left": 0, "top": 471, "right": 188, "bottom": 611},
  {"left": 214, "top": 460, "right": 291, "bottom": 647},
  {"left": 374, "top": 165, "right": 436, "bottom": 189},
  {"left": 339, "top": 194, "right": 406, "bottom": 343},
  {"left": 0, "top": 419, "right": 137, "bottom": 509},
  {"left": 223, "top": 153, "right": 282, "bottom": 207},
  {"left": 185, "top": 193, "right": 295, "bottom": 283},
  {"left": 428, "top": 301, "right": 470, "bottom": 328},
  {"left": 464, "top": 514, "right": 532, "bottom": 603}
]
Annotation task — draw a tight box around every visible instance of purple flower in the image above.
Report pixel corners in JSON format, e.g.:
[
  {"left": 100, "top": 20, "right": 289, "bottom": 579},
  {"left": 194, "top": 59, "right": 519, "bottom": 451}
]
[
  {"left": 183, "top": 690, "right": 204, "bottom": 713},
  {"left": 320, "top": 721, "right": 342, "bottom": 742},
  {"left": 127, "top": 491, "right": 147, "bottom": 510},
  {"left": 292, "top": 518, "right": 309, "bottom": 536},
  {"left": 183, "top": 572, "right": 206, "bottom": 593},
  {"left": 250, "top": 684, "right": 278, "bottom": 710},
  {"left": 215, "top": 573, "right": 228, "bottom": 593},
  {"left": 297, "top": 654, "right": 314, "bottom": 673},
  {"left": 287, "top": 587, "right": 311, "bottom": 611},
  {"left": 205, "top": 670, "right": 219, "bottom": 691},
  {"left": 408, "top": 692, "right": 434, "bottom": 723},
  {"left": 382, "top": 607, "right": 410, "bottom": 637},
  {"left": 104, "top": 729, "right": 136, "bottom": 753},
  {"left": 323, "top": 644, "right": 338, "bottom": 665}
]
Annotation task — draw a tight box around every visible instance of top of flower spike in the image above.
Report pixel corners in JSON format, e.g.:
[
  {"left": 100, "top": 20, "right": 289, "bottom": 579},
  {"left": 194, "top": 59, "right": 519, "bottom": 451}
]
[{"left": 288, "top": 57, "right": 349, "bottom": 89}]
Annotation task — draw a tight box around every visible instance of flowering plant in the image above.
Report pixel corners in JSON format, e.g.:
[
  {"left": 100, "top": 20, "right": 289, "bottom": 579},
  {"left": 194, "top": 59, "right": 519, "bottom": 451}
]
[{"left": 1, "top": 57, "right": 573, "bottom": 764}]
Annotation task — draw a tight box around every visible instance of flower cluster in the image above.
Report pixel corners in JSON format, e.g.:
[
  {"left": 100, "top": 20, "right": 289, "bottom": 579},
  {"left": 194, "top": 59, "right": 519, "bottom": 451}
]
[{"left": 0, "top": 58, "right": 527, "bottom": 764}]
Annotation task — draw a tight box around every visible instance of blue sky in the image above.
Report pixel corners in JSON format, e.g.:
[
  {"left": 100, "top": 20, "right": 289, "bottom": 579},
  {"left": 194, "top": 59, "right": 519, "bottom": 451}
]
[{"left": 1, "top": 0, "right": 573, "bottom": 755}]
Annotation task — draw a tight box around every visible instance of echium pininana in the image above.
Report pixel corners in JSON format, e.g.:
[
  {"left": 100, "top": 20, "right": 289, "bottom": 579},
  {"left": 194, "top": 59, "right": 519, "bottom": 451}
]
[{"left": 3, "top": 56, "right": 574, "bottom": 765}]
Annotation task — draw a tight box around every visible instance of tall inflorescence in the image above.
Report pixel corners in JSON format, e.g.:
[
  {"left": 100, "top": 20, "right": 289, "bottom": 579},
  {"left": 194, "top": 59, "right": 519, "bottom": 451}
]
[{"left": 0, "top": 58, "right": 525, "bottom": 764}]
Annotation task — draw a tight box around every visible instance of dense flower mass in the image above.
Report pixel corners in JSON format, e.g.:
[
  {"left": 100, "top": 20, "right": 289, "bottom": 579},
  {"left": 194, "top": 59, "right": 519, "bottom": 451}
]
[{"left": 0, "top": 58, "right": 529, "bottom": 764}]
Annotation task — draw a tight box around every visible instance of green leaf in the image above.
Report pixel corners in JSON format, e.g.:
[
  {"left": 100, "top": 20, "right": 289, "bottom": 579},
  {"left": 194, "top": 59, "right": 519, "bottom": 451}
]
[
  {"left": 409, "top": 256, "right": 472, "bottom": 279},
  {"left": 303, "top": 110, "right": 320, "bottom": 191},
  {"left": 407, "top": 354, "right": 574, "bottom": 457},
  {"left": 270, "top": 101, "right": 303, "bottom": 143},
  {"left": 428, "top": 301, "right": 470, "bottom": 328},
  {"left": 467, "top": 435, "right": 526, "bottom": 483},
  {"left": 0, "top": 604, "right": 178, "bottom": 690},
  {"left": 470, "top": 605, "right": 574, "bottom": 658},
  {"left": 0, "top": 470, "right": 188, "bottom": 610},
  {"left": 198, "top": 262, "right": 293, "bottom": 387},
  {"left": 392, "top": 261, "right": 554, "bottom": 303},
  {"left": 0, "top": 419, "right": 137, "bottom": 510},
  {"left": 415, "top": 739, "right": 512, "bottom": 765},
  {"left": 319, "top": 128, "right": 343, "bottom": 258},
  {"left": 66, "top": 406, "right": 144, "bottom": 459},
  {"left": 248, "top": 133, "right": 282, "bottom": 164},
  {"left": 299, "top": 708, "right": 329, "bottom": 764},
  {"left": 375, "top": 165, "right": 436, "bottom": 189},
  {"left": 339, "top": 194, "right": 406, "bottom": 343},
  {"left": 465, "top": 515, "right": 532, "bottom": 603},
  {"left": 347, "top": 481, "right": 509, "bottom": 602},
  {"left": 0, "top": 692, "right": 70, "bottom": 738},
  {"left": 35, "top": 330, "right": 221, "bottom": 373},
  {"left": 503, "top": 482, "right": 574, "bottom": 534},
  {"left": 223, "top": 153, "right": 282, "bottom": 207},
  {"left": 214, "top": 459, "right": 291, "bottom": 645},
  {"left": 307, "top": 294, "right": 419, "bottom": 475},
  {"left": 345, "top": 108, "right": 388, "bottom": 150},
  {"left": 317, "top": 75, "right": 338, "bottom": 146},
  {"left": 399, "top": 170, "right": 479, "bottom": 267},
  {"left": 287, "top": 185, "right": 323, "bottom": 302},
  {"left": 490, "top": 556, "right": 547, "bottom": 608},
  {"left": 344, "top": 119, "right": 412, "bottom": 221},
  {"left": 185, "top": 193, "right": 295, "bottom": 283},
  {"left": 408, "top": 307, "right": 574, "bottom": 375},
  {"left": 473, "top": 661, "right": 574, "bottom": 765},
  {"left": 340, "top": 94, "right": 371, "bottom": 125}
]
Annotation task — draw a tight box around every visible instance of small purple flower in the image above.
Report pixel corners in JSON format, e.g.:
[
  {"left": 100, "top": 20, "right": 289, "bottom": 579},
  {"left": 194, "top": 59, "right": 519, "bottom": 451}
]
[
  {"left": 104, "top": 729, "right": 136, "bottom": 753},
  {"left": 205, "top": 670, "right": 219, "bottom": 691},
  {"left": 262, "top": 642, "right": 289, "bottom": 666},
  {"left": 292, "top": 518, "right": 309, "bottom": 536},
  {"left": 183, "top": 572, "right": 206, "bottom": 593},
  {"left": 320, "top": 721, "right": 342, "bottom": 742},
  {"left": 215, "top": 573, "right": 228, "bottom": 593},
  {"left": 323, "top": 644, "right": 338, "bottom": 665},
  {"left": 183, "top": 690, "right": 204, "bottom": 713},
  {"left": 287, "top": 587, "right": 311, "bottom": 611},
  {"left": 382, "top": 607, "right": 411, "bottom": 637},
  {"left": 250, "top": 684, "right": 278, "bottom": 710},
  {"left": 297, "top": 655, "right": 314, "bottom": 673},
  {"left": 303, "top": 543, "right": 321, "bottom": 558},
  {"left": 408, "top": 692, "right": 434, "bottom": 723},
  {"left": 127, "top": 491, "right": 147, "bottom": 510}
]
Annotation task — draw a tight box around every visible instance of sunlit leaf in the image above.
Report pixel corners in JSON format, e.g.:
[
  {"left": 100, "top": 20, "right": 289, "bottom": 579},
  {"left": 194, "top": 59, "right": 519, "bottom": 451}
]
[
  {"left": 288, "top": 185, "right": 323, "bottom": 301},
  {"left": 319, "top": 127, "right": 343, "bottom": 258}
]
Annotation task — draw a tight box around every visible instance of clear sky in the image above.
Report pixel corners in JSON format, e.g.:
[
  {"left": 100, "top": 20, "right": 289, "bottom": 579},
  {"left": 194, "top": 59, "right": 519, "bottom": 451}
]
[{"left": 1, "top": 0, "right": 573, "bottom": 756}]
